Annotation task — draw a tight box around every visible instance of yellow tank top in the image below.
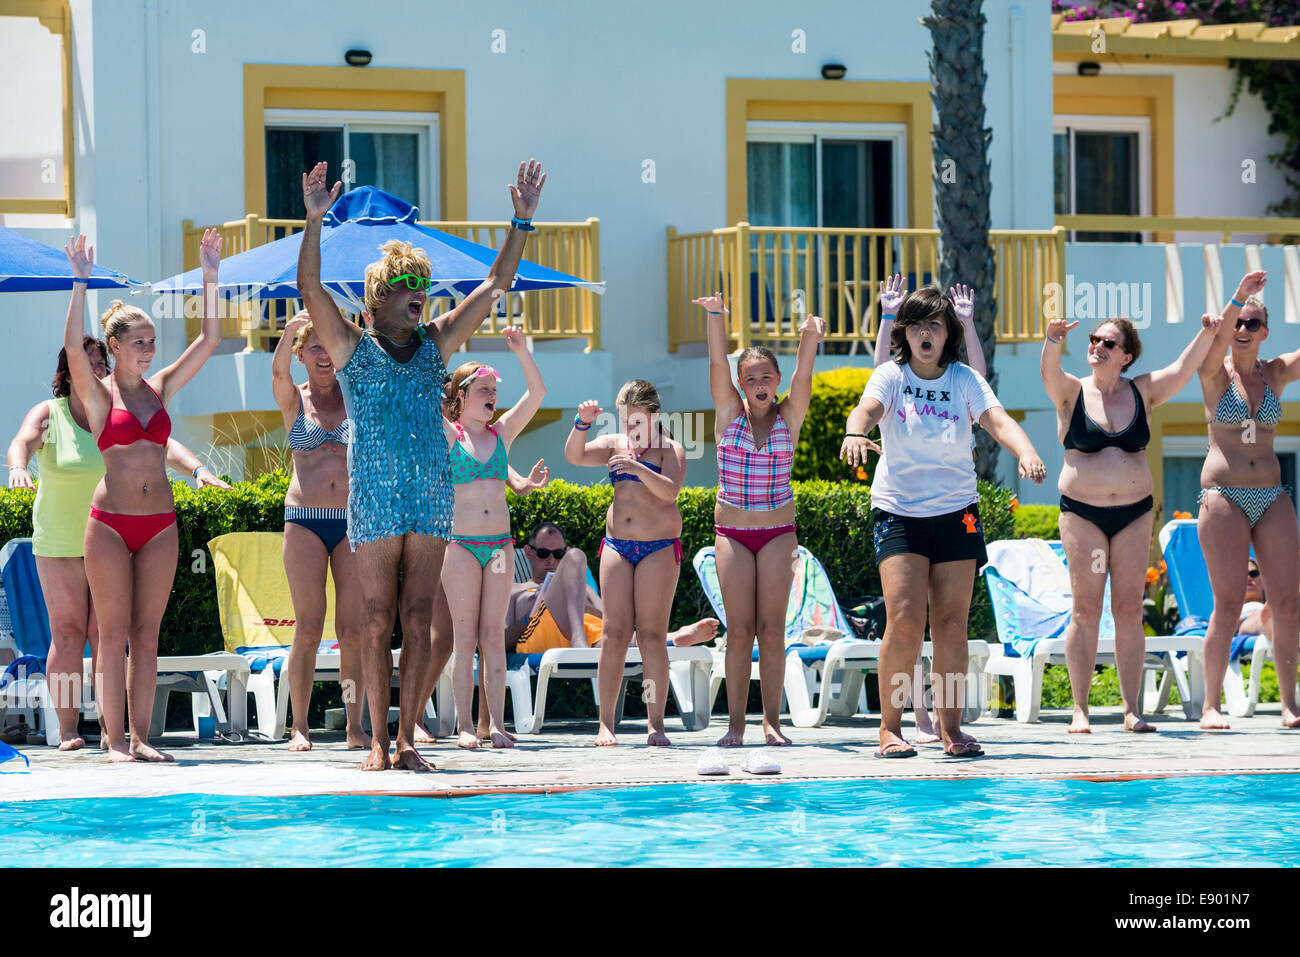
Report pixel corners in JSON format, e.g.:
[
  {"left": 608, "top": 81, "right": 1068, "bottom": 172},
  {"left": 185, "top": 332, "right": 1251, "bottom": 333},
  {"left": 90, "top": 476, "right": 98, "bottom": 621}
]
[{"left": 33, "top": 398, "right": 105, "bottom": 558}]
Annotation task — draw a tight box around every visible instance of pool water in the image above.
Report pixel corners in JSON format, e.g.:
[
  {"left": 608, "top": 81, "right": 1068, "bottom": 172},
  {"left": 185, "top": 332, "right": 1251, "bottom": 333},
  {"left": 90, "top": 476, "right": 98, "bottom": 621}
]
[{"left": 2, "top": 774, "right": 1296, "bottom": 867}]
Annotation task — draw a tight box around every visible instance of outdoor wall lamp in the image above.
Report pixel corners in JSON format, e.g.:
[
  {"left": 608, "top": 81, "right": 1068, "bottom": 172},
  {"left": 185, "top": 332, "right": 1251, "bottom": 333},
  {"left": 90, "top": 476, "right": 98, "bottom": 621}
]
[
  {"left": 1077, "top": 61, "right": 1101, "bottom": 76},
  {"left": 345, "top": 49, "right": 372, "bottom": 67},
  {"left": 821, "top": 63, "right": 847, "bottom": 80}
]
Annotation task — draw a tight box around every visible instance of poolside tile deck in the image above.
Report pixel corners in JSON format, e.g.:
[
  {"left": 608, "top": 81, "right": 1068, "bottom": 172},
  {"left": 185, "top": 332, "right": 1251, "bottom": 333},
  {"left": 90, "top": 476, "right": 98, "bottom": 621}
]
[{"left": 5, "top": 706, "right": 1298, "bottom": 801}]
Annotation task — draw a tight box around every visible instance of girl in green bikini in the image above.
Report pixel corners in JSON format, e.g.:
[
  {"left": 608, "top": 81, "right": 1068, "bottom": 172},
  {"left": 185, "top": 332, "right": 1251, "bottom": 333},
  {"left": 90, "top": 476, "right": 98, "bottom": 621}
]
[{"left": 442, "top": 326, "right": 545, "bottom": 749}]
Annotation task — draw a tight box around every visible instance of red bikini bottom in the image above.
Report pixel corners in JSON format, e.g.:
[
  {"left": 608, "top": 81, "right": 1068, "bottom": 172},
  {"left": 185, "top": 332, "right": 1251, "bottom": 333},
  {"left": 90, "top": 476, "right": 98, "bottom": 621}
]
[
  {"left": 715, "top": 523, "right": 797, "bottom": 556},
  {"left": 89, "top": 508, "right": 177, "bottom": 554}
]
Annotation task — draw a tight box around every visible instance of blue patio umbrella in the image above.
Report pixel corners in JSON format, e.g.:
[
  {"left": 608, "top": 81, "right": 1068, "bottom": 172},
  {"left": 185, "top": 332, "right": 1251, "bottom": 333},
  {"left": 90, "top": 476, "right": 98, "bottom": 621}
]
[
  {"left": 151, "top": 186, "right": 604, "bottom": 311},
  {"left": 0, "top": 225, "right": 146, "bottom": 291}
]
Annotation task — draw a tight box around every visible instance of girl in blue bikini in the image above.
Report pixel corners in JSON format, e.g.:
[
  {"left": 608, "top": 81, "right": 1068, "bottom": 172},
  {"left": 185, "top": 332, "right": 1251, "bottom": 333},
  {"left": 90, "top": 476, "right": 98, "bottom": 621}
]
[
  {"left": 565, "top": 380, "right": 688, "bottom": 746},
  {"left": 442, "top": 326, "right": 546, "bottom": 749},
  {"left": 1195, "top": 270, "right": 1299, "bottom": 730}
]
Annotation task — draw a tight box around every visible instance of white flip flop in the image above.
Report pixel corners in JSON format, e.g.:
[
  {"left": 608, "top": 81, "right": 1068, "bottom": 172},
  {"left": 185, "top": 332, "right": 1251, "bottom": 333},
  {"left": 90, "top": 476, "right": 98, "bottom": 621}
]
[
  {"left": 742, "top": 749, "right": 782, "bottom": 775},
  {"left": 696, "top": 747, "right": 730, "bottom": 776}
]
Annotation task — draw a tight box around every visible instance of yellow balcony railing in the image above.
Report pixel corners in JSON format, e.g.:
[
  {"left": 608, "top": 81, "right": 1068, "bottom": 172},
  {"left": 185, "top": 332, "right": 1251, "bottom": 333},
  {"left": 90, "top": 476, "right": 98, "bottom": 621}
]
[
  {"left": 1055, "top": 214, "right": 1300, "bottom": 244},
  {"left": 666, "top": 224, "right": 1066, "bottom": 351},
  {"left": 182, "top": 216, "right": 602, "bottom": 352}
]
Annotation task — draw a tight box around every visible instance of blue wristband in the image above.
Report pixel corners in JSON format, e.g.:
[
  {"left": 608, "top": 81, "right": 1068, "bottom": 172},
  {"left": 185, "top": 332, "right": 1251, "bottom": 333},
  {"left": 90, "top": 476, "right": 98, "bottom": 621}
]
[
  {"left": 573, "top": 416, "right": 591, "bottom": 431},
  {"left": 881, "top": 313, "right": 896, "bottom": 320},
  {"left": 1231, "top": 297, "right": 1245, "bottom": 308},
  {"left": 511, "top": 216, "right": 535, "bottom": 232},
  {"left": 193, "top": 465, "right": 205, "bottom": 478}
]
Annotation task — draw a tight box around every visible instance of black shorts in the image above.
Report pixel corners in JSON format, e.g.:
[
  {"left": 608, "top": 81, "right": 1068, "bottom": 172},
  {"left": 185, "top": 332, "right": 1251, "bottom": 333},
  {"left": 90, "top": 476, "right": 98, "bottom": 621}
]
[{"left": 871, "top": 505, "right": 988, "bottom": 567}]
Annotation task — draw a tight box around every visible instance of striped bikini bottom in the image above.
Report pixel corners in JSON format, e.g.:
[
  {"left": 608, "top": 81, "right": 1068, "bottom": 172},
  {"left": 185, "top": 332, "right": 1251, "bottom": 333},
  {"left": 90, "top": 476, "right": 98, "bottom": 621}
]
[{"left": 1199, "top": 486, "right": 1292, "bottom": 528}]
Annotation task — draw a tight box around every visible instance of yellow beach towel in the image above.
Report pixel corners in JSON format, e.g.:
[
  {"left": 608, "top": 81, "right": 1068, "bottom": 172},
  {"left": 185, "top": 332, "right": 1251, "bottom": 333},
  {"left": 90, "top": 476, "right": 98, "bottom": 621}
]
[{"left": 208, "top": 532, "right": 337, "bottom": 652}]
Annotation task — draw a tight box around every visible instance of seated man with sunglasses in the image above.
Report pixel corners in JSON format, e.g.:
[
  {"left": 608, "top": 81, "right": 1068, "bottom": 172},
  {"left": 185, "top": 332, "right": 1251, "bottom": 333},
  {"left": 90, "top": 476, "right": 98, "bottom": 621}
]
[
  {"left": 506, "top": 522, "right": 718, "bottom": 655},
  {"left": 1238, "top": 559, "right": 1270, "bottom": 646}
]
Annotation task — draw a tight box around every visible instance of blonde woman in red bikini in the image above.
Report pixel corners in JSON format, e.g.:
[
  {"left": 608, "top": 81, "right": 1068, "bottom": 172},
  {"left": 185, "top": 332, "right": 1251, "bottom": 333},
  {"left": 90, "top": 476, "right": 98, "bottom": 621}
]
[
  {"left": 61, "top": 231, "right": 224, "bottom": 762},
  {"left": 697, "top": 293, "right": 824, "bottom": 747}
]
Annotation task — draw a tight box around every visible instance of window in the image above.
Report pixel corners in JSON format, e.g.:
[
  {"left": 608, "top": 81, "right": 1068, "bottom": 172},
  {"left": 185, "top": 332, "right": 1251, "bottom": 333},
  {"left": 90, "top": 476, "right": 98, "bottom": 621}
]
[
  {"left": 1054, "top": 115, "right": 1150, "bottom": 244},
  {"left": 1162, "top": 436, "right": 1299, "bottom": 525},
  {"left": 746, "top": 123, "right": 905, "bottom": 346},
  {"left": 264, "top": 110, "right": 438, "bottom": 220}
]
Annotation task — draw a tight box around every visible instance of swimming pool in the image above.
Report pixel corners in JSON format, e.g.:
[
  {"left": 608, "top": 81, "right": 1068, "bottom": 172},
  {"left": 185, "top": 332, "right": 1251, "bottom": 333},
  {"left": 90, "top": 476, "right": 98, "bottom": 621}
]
[{"left": 2, "top": 774, "right": 1296, "bottom": 867}]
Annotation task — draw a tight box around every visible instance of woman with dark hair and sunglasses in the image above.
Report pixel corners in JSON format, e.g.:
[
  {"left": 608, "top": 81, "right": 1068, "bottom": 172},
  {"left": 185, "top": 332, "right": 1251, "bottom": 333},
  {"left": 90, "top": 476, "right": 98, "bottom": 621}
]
[
  {"left": 1194, "top": 270, "right": 1300, "bottom": 730},
  {"left": 6, "top": 338, "right": 227, "bottom": 750},
  {"left": 843, "top": 285, "right": 1045, "bottom": 758},
  {"left": 1042, "top": 310, "right": 1222, "bottom": 734}
]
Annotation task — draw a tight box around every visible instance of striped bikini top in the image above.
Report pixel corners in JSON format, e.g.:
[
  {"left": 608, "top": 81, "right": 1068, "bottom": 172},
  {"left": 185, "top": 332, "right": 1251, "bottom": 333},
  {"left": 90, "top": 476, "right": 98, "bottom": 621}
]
[
  {"left": 716, "top": 409, "right": 795, "bottom": 510},
  {"left": 1214, "top": 362, "right": 1282, "bottom": 428},
  {"left": 450, "top": 423, "right": 507, "bottom": 484},
  {"left": 288, "top": 396, "right": 351, "bottom": 451}
]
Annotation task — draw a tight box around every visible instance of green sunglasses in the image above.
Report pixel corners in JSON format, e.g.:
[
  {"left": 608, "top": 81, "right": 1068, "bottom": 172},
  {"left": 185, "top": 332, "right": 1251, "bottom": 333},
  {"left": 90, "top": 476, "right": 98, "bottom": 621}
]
[{"left": 387, "top": 274, "right": 433, "bottom": 291}]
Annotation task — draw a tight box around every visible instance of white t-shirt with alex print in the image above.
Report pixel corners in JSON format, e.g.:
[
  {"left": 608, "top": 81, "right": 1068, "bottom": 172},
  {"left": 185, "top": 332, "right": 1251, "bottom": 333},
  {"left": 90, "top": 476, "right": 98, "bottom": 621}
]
[{"left": 862, "top": 360, "right": 1001, "bottom": 517}]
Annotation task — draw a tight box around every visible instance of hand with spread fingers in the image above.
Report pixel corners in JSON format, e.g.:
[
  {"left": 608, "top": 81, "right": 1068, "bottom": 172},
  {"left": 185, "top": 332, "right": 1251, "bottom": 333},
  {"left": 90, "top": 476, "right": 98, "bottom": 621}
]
[
  {"left": 839, "top": 433, "right": 882, "bottom": 468},
  {"left": 692, "top": 293, "right": 728, "bottom": 317}
]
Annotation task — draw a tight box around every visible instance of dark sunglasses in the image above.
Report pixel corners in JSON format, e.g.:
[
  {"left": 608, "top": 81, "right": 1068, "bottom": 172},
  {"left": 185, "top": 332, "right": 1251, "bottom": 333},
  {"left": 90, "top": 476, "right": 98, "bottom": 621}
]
[
  {"left": 1248, "top": 568, "right": 1261, "bottom": 579},
  {"left": 531, "top": 546, "right": 567, "bottom": 559},
  {"left": 1236, "top": 317, "right": 1264, "bottom": 333},
  {"left": 1088, "top": 335, "right": 1119, "bottom": 350},
  {"left": 387, "top": 273, "right": 432, "bottom": 291}
]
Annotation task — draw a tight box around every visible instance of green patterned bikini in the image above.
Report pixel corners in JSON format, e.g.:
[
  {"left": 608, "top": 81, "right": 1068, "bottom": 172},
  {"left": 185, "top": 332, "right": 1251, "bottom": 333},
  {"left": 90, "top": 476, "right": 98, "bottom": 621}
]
[{"left": 448, "top": 422, "right": 513, "bottom": 568}]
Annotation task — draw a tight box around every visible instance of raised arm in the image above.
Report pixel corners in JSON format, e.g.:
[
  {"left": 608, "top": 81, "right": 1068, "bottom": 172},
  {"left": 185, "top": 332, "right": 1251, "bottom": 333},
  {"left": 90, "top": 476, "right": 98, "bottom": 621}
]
[
  {"left": 781, "top": 315, "right": 826, "bottom": 437},
  {"left": 873, "top": 274, "right": 906, "bottom": 366},
  {"left": 1040, "top": 318, "right": 1082, "bottom": 408},
  {"left": 431, "top": 160, "right": 546, "bottom": 357},
  {"left": 62, "top": 236, "right": 109, "bottom": 426},
  {"left": 565, "top": 400, "right": 616, "bottom": 467},
  {"left": 980, "top": 406, "right": 1046, "bottom": 485},
  {"left": 7, "top": 402, "right": 51, "bottom": 489},
  {"left": 696, "top": 293, "right": 742, "bottom": 438},
  {"left": 152, "top": 229, "right": 223, "bottom": 403},
  {"left": 507, "top": 460, "right": 549, "bottom": 496},
  {"left": 165, "top": 438, "right": 231, "bottom": 489},
  {"left": 272, "top": 311, "right": 310, "bottom": 416},
  {"left": 494, "top": 326, "right": 546, "bottom": 445},
  {"left": 297, "top": 162, "right": 359, "bottom": 369},
  {"left": 1139, "top": 313, "right": 1224, "bottom": 407},
  {"left": 1200, "top": 271, "right": 1266, "bottom": 381},
  {"left": 950, "top": 284, "right": 986, "bottom": 377}
]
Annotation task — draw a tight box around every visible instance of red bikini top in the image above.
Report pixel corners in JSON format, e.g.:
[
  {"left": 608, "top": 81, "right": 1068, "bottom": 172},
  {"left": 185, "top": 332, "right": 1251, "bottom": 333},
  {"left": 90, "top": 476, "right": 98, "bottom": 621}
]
[{"left": 97, "top": 374, "right": 171, "bottom": 451}]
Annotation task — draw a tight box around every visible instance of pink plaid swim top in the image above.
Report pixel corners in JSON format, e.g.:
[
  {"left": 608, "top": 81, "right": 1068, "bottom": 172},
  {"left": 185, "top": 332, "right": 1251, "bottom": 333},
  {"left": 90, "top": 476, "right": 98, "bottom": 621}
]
[{"left": 717, "top": 410, "right": 795, "bottom": 510}]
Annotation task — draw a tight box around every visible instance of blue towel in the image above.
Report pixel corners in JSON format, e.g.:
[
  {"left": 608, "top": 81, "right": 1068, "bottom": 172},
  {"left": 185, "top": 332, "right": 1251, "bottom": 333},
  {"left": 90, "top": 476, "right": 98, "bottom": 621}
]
[
  {"left": 0, "top": 740, "right": 28, "bottom": 769},
  {"left": 235, "top": 646, "right": 290, "bottom": 676},
  {"left": 983, "top": 541, "right": 1116, "bottom": 658},
  {"left": 0, "top": 654, "right": 44, "bottom": 691},
  {"left": 1, "top": 540, "right": 52, "bottom": 663}
]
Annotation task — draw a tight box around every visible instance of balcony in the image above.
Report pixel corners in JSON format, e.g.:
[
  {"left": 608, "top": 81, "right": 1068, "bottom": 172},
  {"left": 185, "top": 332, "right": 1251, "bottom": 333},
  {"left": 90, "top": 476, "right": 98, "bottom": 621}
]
[
  {"left": 666, "top": 224, "right": 1065, "bottom": 352},
  {"left": 180, "top": 215, "right": 603, "bottom": 352}
]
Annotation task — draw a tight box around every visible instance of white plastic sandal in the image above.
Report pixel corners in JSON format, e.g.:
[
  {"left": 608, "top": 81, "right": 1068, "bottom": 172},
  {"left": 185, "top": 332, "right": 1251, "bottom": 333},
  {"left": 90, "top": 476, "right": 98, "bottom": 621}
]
[
  {"left": 696, "top": 747, "right": 730, "bottom": 776},
  {"left": 742, "top": 749, "right": 782, "bottom": 775}
]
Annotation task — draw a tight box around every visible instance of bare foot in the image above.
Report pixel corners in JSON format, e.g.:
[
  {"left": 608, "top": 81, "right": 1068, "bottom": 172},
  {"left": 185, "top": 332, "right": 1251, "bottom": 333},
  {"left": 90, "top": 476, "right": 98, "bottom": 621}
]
[
  {"left": 1281, "top": 707, "right": 1300, "bottom": 729},
  {"left": 594, "top": 724, "right": 618, "bottom": 746},
  {"left": 482, "top": 727, "right": 517, "bottom": 743},
  {"left": 647, "top": 730, "right": 671, "bottom": 747},
  {"left": 716, "top": 727, "right": 745, "bottom": 747},
  {"left": 129, "top": 742, "right": 174, "bottom": 763},
  {"left": 359, "top": 743, "right": 391, "bottom": 771},
  {"left": 1069, "top": 708, "right": 1091, "bottom": 733},
  {"left": 345, "top": 728, "right": 372, "bottom": 750},
  {"left": 914, "top": 728, "right": 941, "bottom": 745},
  {"left": 58, "top": 735, "right": 85, "bottom": 752},
  {"left": 672, "top": 618, "right": 720, "bottom": 647},
  {"left": 413, "top": 723, "right": 437, "bottom": 745},
  {"left": 763, "top": 722, "right": 792, "bottom": 746},
  {"left": 1124, "top": 714, "right": 1157, "bottom": 733},
  {"left": 457, "top": 731, "right": 480, "bottom": 750},
  {"left": 1200, "top": 707, "right": 1231, "bottom": 730},
  {"left": 392, "top": 745, "right": 434, "bottom": 771},
  {"left": 287, "top": 729, "right": 312, "bottom": 752},
  {"left": 105, "top": 745, "right": 135, "bottom": 763},
  {"left": 489, "top": 730, "right": 515, "bottom": 749}
]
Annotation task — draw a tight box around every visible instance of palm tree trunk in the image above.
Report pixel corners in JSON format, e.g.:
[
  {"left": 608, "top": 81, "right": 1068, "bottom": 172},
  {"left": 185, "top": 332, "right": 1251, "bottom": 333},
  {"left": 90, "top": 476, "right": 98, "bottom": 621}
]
[{"left": 924, "top": 0, "right": 999, "bottom": 481}]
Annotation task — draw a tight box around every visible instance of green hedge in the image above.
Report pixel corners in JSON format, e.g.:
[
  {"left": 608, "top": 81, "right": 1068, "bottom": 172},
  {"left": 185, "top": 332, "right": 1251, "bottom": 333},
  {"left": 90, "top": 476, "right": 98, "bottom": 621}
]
[
  {"left": 0, "top": 474, "right": 1020, "bottom": 658},
  {"left": 1013, "top": 504, "right": 1061, "bottom": 541},
  {"left": 790, "top": 367, "right": 877, "bottom": 482}
]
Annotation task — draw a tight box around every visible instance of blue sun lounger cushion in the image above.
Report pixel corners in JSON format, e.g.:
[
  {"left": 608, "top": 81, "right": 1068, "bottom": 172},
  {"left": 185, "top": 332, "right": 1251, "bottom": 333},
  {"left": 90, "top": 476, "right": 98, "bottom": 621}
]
[{"left": 1162, "top": 521, "right": 1261, "bottom": 661}]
